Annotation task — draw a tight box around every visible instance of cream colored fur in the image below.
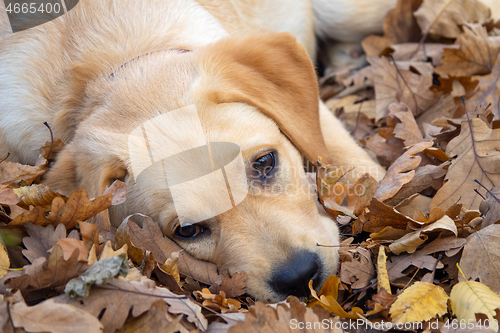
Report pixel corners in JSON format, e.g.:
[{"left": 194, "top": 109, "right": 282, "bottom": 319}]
[{"left": 0, "top": 0, "right": 383, "bottom": 301}]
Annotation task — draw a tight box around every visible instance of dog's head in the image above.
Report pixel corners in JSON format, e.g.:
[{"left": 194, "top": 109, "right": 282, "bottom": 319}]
[{"left": 45, "top": 32, "right": 340, "bottom": 302}]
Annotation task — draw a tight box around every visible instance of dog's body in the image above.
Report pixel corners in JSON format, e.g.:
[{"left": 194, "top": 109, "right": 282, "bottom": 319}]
[{"left": 0, "top": 0, "right": 385, "bottom": 301}]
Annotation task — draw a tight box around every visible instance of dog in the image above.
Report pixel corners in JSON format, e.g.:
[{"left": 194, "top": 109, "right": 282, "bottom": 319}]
[{"left": 0, "top": 0, "right": 385, "bottom": 302}]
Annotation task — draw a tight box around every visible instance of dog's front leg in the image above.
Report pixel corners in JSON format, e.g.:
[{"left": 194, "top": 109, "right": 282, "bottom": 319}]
[{"left": 319, "top": 101, "right": 385, "bottom": 182}]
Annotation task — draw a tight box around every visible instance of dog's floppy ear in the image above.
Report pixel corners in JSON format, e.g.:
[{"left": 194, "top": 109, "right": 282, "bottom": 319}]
[{"left": 197, "top": 32, "right": 333, "bottom": 164}]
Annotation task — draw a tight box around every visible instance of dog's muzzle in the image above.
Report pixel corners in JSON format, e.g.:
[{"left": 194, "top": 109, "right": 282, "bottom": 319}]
[{"left": 271, "top": 250, "right": 321, "bottom": 298}]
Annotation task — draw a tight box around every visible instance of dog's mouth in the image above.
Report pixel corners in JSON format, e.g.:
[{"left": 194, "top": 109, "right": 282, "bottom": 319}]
[{"left": 268, "top": 250, "right": 323, "bottom": 300}]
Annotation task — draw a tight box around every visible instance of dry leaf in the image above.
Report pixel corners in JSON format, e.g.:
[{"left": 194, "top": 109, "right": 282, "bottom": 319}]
[
  {"left": 116, "top": 301, "right": 189, "bottom": 333},
  {"left": 377, "top": 246, "right": 392, "bottom": 294},
  {"left": 386, "top": 162, "right": 449, "bottom": 206},
  {"left": 7, "top": 245, "right": 89, "bottom": 293},
  {"left": 391, "top": 103, "right": 425, "bottom": 146},
  {"left": 210, "top": 271, "right": 247, "bottom": 298},
  {"left": 0, "top": 161, "right": 45, "bottom": 185},
  {"left": 459, "top": 224, "right": 500, "bottom": 294},
  {"left": 369, "top": 56, "right": 441, "bottom": 121},
  {"left": 13, "top": 184, "right": 66, "bottom": 211},
  {"left": 49, "top": 238, "right": 89, "bottom": 262},
  {"left": 10, "top": 297, "right": 103, "bottom": 333},
  {"left": 22, "top": 223, "right": 67, "bottom": 263},
  {"left": 435, "top": 24, "right": 500, "bottom": 78},
  {"left": 375, "top": 141, "right": 433, "bottom": 202},
  {"left": 0, "top": 244, "right": 10, "bottom": 279},
  {"left": 387, "top": 250, "right": 444, "bottom": 280},
  {"left": 431, "top": 118, "right": 500, "bottom": 211},
  {"left": 389, "top": 281, "right": 448, "bottom": 323},
  {"left": 422, "top": 236, "right": 467, "bottom": 255},
  {"left": 361, "top": 0, "right": 423, "bottom": 57},
  {"left": 100, "top": 241, "right": 127, "bottom": 260},
  {"left": 466, "top": 53, "right": 500, "bottom": 119},
  {"left": 363, "top": 198, "right": 416, "bottom": 233},
  {"left": 230, "top": 297, "right": 342, "bottom": 333},
  {"left": 414, "top": 0, "right": 491, "bottom": 39},
  {"left": 340, "top": 247, "right": 375, "bottom": 289},
  {"left": 0, "top": 185, "right": 20, "bottom": 205},
  {"left": 479, "top": 187, "right": 500, "bottom": 228},
  {"left": 194, "top": 288, "right": 242, "bottom": 313},
  {"left": 159, "top": 251, "right": 181, "bottom": 283},
  {"left": 55, "top": 278, "right": 207, "bottom": 332},
  {"left": 308, "top": 276, "right": 364, "bottom": 319}
]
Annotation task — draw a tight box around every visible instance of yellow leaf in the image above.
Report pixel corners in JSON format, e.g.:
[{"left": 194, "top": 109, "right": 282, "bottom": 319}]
[
  {"left": 377, "top": 246, "right": 391, "bottom": 294},
  {"left": 308, "top": 276, "right": 364, "bottom": 319},
  {"left": 100, "top": 241, "right": 128, "bottom": 260},
  {"left": 450, "top": 280, "right": 500, "bottom": 331},
  {"left": 390, "top": 282, "right": 448, "bottom": 323},
  {"left": 0, "top": 243, "right": 10, "bottom": 278},
  {"left": 159, "top": 251, "right": 180, "bottom": 283},
  {"left": 88, "top": 244, "right": 97, "bottom": 266}
]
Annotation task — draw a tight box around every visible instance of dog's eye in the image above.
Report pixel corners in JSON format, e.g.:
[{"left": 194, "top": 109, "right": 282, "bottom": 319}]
[
  {"left": 174, "top": 224, "right": 205, "bottom": 239},
  {"left": 253, "top": 152, "right": 276, "bottom": 177}
]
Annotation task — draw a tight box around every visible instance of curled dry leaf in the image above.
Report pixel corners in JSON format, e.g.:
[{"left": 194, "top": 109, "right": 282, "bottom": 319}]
[
  {"left": 431, "top": 118, "right": 500, "bottom": 211},
  {"left": 414, "top": 0, "right": 491, "bottom": 39},
  {"left": 389, "top": 281, "right": 448, "bottom": 323},
  {"left": 194, "top": 288, "right": 242, "bottom": 313},
  {"left": 363, "top": 198, "right": 416, "bottom": 233},
  {"left": 13, "top": 184, "right": 66, "bottom": 211},
  {"left": 459, "top": 224, "right": 500, "bottom": 294},
  {"left": 308, "top": 276, "right": 364, "bottom": 319},
  {"left": 9, "top": 187, "right": 117, "bottom": 228}
]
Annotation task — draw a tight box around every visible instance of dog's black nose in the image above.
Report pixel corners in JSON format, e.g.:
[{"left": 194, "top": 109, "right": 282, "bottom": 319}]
[{"left": 271, "top": 251, "right": 320, "bottom": 298}]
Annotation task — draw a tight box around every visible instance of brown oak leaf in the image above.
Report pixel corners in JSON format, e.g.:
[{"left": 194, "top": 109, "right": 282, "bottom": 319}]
[
  {"left": 55, "top": 278, "right": 207, "bottom": 332},
  {"left": 22, "top": 223, "right": 67, "bottom": 263},
  {"left": 435, "top": 24, "right": 500, "bottom": 78}
]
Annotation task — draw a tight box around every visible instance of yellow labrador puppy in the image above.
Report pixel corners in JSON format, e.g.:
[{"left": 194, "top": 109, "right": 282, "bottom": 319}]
[{"left": 0, "top": 0, "right": 383, "bottom": 302}]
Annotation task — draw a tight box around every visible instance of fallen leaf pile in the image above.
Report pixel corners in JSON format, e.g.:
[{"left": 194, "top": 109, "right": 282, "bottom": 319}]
[{"left": 2, "top": 0, "right": 500, "bottom": 332}]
